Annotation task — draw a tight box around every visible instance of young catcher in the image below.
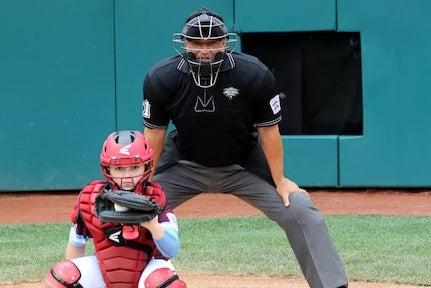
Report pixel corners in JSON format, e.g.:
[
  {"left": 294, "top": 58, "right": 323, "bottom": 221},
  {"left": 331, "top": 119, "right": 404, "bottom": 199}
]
[{"left": 43, "top": 130, "right": 186, "bottom": 288}]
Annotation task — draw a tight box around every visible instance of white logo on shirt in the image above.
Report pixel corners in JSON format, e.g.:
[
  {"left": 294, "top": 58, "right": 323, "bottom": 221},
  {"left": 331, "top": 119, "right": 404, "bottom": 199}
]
[
  {"left": 143, "top": 100, "right": 151, "bottom": 118},
  {"left": 270, "top": 94, "right": 281, "bottom": 114},
  {"left": 223, "top": 87, "right": 239, "bottom": 100}
]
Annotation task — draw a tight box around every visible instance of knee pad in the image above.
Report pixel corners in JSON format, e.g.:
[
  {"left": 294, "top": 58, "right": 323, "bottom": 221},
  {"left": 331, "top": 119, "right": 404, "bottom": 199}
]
[
  {"left": 144, "top": 268, "right": 187, "bottom": 288},
  {"left": 43, "top": 260, "right": 82, "bottom": 288}
]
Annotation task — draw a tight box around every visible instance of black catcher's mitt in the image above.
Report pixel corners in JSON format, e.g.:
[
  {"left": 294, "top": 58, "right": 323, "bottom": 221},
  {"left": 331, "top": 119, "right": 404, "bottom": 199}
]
[{"left": 94, "top": 189, "right": 162, "bottom": 224}]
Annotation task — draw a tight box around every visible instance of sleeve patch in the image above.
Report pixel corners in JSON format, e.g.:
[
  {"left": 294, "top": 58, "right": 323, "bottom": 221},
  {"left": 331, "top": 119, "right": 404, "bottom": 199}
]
[
  {"left": 142, "top": 99, "right": 151, "bottom": 118},
  {"left": 269, "top": 94, "right": 281, "bottom": 115}
]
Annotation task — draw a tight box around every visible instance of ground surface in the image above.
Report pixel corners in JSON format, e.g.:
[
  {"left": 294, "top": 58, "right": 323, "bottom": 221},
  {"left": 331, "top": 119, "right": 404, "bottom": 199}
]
[{"left": 1, "top": 189, "right": 430, "bottom": 288}]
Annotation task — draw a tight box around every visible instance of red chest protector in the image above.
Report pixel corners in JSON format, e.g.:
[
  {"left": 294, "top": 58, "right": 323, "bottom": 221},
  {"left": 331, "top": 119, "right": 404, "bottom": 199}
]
[{"left": 72, "top": 180, "right": 157, "bottom": 288}]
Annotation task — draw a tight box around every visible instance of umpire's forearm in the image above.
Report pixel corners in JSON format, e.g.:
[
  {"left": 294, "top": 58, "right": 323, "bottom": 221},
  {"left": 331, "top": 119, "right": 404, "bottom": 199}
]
[
  {"left": 143, "top": 128, "right": 167, "bottom": 180},
  {"left": 257, "top": 125, "right": 285, "bottom": 184}
]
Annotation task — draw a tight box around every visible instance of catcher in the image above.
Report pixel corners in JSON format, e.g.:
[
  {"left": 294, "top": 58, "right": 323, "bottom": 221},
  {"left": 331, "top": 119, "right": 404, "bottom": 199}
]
[{"left": 43, "top": 130, "right": 187, "bottom": 288}]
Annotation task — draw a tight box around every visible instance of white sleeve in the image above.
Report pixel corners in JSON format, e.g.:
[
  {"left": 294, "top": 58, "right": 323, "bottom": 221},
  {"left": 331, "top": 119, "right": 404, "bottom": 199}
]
[{"left": 68, "top": 224, "right": 88, "bottom": 247}]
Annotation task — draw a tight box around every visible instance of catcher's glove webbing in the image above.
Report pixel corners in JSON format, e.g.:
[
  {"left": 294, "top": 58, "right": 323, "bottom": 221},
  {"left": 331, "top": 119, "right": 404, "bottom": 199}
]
[{"left": 95, "top": 189, "right": 162, "bottom": 224}]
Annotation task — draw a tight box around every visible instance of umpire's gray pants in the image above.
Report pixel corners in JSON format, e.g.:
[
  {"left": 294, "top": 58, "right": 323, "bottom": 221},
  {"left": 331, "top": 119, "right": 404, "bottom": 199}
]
[{"left": 154, "top": 160, "right": 348, "bottom": 288}]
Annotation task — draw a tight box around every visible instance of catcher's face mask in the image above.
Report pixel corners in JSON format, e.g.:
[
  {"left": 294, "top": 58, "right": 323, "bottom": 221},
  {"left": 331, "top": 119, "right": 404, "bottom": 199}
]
[
  {"left": 108, "top": 164, "right": 150, "bottom": 191},
  {"left": 172, "top": 7, "right": 237, "bottom": 88}
]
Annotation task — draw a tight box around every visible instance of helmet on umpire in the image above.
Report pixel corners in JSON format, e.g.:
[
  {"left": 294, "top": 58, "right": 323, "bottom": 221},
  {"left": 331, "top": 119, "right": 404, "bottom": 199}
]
[
  {"left": 100, "top": 130, "right": 153, "bottom": 191},
  {"left": 182, "top": 7, "right": 228, "bottom": 40},
  {"left": 173, "top": 7, "right": 237, "bottom": 88}
]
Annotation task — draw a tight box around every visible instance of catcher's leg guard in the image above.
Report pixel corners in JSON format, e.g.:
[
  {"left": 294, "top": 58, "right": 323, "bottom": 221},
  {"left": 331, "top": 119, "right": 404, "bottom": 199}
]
[
  {"left": 144, "top": 268, "right": 187, "bottom": 288},
  {"left": 43, "top": 260, "right": 83, "bottom": 288}
]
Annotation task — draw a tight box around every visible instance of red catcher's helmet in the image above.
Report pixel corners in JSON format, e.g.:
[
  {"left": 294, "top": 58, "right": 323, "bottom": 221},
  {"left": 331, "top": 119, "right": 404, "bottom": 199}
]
[{"left": 100, "top": 130, "right": 153, "bottom": 191}]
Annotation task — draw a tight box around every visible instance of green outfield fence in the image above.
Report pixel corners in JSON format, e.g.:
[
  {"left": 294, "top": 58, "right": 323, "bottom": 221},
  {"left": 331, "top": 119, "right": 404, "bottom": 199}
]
[{"left": 1, "top": 0, "right": 430, "bottom": 191}]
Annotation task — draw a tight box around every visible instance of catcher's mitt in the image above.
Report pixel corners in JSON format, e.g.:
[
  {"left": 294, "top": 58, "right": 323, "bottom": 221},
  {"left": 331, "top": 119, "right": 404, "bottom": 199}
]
[{"left": 94, "top": 189, "right": 162, "bottom": 224}]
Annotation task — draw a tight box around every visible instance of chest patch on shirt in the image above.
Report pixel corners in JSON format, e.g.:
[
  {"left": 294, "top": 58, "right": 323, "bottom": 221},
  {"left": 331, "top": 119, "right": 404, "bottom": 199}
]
[
  {"left": 270, "top": 94, "right": 281, "bottom": 114},
  {"left": 142, "top": 99, "right": 151, "bottom": 118},
  {"left": 223, "top": 87, "right": 239, "bottom": 100}
]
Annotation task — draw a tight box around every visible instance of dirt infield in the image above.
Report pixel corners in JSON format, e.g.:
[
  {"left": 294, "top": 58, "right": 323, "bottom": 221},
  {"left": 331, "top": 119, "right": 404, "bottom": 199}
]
[
  {"left": 0, "top": 275, "right": 428, "bottom": 288},
  {"left": 1, "top": 189, "right": 430, "bottom": 288}
]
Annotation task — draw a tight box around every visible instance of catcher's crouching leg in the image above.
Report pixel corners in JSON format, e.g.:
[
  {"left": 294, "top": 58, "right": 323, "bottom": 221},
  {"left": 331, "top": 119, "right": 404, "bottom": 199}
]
[
  {"left": 43, "top": 260, "right": 83, "bottom": 288},
  {"left": 144, "top": 268, "right": 187, "bottom": 288}
]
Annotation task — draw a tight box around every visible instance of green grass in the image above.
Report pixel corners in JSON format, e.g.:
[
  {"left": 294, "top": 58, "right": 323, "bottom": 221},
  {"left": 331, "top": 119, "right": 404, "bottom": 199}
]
[
  {"left": 329, "top": 215, "right": 431, "bottom": 284},
  {"left": 1, "top": 215, "right": 430, "bottom": 285}
]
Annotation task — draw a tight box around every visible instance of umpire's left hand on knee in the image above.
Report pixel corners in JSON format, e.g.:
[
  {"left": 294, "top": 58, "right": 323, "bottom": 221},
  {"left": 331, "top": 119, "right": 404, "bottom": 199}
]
[{"left": 276, "top": 177, "right": 309, "bottom": 207}]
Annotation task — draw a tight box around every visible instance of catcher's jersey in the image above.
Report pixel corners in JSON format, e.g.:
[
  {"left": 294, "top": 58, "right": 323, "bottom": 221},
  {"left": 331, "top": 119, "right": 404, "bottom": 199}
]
[{"left": 143, "top": 52, "right": 282, "bottom": 167}]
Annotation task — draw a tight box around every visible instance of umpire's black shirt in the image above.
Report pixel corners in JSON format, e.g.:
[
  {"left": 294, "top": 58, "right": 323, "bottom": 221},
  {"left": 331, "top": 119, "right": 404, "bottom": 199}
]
[{"left": 143, "top": 52, "right": 282, "bottom": 167}]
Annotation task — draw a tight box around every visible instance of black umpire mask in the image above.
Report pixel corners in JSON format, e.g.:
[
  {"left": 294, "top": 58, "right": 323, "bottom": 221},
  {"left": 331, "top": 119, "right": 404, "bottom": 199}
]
[{"left": 185, "top": 51, "right": 225, "bottom": 88}]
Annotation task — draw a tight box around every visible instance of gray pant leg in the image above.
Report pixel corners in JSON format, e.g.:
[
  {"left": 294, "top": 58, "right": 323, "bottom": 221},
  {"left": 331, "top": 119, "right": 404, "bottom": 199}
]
[
  {"left": 153, "top": 161, "right": 209, "bottom": 208},
  {"left": 283, "top": 193, "right": 347, "bottom": 288},
  {"left": 223, "top": 171, "right": 348, "bottom": 288},
  {"left": 155, "top": 162, "right": 347, "bottom": 288}
]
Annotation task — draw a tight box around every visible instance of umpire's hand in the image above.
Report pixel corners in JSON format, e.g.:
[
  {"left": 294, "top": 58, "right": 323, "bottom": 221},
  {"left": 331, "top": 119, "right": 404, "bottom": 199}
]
[{"left": 276, "top": 177, "right": 309, "bottom": 207}]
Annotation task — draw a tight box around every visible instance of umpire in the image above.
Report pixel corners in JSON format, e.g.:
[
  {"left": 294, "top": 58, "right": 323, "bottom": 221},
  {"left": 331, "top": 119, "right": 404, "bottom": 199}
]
[{"left": 142, "top": 7, "right": 348, "bottom": 288}]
